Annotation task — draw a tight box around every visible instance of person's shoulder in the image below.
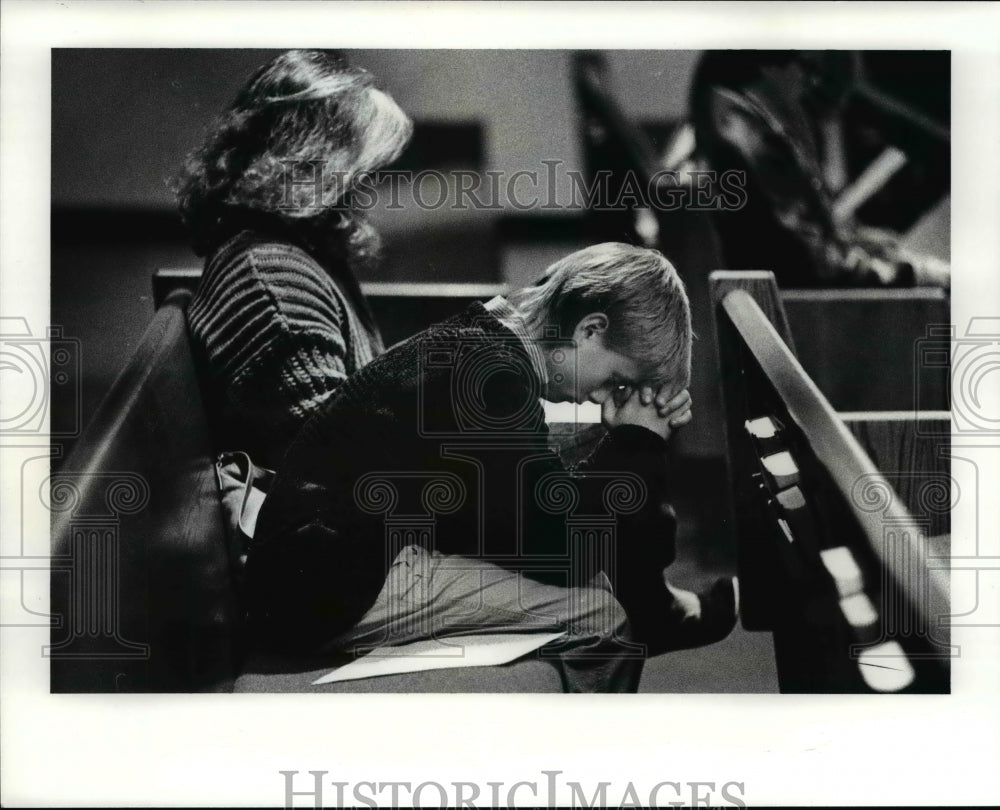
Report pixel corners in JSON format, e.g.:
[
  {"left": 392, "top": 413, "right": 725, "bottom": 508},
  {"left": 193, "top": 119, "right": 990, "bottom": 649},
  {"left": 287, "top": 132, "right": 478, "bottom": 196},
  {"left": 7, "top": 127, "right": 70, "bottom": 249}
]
[
  {"left": 415, "top": 302, "right": 541, "bottom": 394},
  {"left": 211, "top": 230, "right": 343, "bottom": 295},
  {"left": 206, "top": 228, "right": 313, "bottom": 268},
  {"left": 366, "top": 302, "right": 525, "bottom": 378},
  {"left": 429, "top": 301, "right": 520, "bottom": 341},
  {"left": 396, "top": 302, "right": 529, "bottom": 360},
  {"left": 237, "top": 232, "right": 325, "bottom": 272}
]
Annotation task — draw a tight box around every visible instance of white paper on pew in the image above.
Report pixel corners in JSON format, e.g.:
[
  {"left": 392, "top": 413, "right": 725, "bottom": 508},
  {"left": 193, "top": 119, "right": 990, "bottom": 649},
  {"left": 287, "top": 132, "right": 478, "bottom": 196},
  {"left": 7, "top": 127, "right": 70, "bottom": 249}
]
[{"left": 311, "top": 632, "right": 566, "bottom": 685}]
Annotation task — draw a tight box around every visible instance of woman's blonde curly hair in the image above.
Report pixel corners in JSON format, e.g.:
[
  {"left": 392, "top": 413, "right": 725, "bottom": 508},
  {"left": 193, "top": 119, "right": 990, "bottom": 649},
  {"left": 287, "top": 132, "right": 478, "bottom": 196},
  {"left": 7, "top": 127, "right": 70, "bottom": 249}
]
[{"left": 174, "top": 50, "right": 412, "bottom": 271}]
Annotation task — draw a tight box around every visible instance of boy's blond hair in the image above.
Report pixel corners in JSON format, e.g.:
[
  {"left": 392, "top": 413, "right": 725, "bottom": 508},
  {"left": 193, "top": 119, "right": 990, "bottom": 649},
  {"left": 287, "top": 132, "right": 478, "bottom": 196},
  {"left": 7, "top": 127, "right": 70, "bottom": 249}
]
[{"left": 510, "top": 242, "right": 692, "bottom": 389}]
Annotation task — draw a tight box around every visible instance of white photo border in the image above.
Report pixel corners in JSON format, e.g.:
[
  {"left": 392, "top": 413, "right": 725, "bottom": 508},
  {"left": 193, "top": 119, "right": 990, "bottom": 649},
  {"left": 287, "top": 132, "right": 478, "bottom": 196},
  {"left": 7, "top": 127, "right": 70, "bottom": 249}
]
[{"left": 2, "top": 1, "right": 999, "bottom": 806}]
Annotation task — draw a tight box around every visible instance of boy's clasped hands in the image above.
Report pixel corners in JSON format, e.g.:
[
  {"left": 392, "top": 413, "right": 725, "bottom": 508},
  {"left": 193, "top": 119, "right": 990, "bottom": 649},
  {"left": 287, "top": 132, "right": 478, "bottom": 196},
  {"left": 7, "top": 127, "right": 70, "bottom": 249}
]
[{"left": 602, "top": 384, "right": 693, "bottom": 441}]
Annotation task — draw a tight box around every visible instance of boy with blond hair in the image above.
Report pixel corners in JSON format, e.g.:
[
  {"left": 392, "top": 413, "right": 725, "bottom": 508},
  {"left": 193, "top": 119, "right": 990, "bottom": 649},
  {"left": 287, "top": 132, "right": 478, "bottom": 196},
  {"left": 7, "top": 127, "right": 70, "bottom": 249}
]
[{"left": 248, "top": 243, "right": 737, "bottom": 692}]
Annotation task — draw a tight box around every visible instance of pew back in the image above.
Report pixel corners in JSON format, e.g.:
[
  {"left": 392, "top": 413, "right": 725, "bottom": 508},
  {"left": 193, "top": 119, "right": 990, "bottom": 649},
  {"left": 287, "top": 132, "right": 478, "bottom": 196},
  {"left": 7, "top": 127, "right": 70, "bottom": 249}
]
[
  {"left": 711, "top": 271, "right": 950, "bottom": 693},
  {"left": 50, "top": 290, "right": 241, "bottom": 692}
]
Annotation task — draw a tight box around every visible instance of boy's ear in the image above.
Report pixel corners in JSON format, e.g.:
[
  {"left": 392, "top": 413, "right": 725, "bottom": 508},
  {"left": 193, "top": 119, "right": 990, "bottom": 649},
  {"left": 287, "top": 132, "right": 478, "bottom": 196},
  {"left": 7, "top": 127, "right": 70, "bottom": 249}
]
[{"left": 575, "top": 312, "right": 609, "bottom": 340}]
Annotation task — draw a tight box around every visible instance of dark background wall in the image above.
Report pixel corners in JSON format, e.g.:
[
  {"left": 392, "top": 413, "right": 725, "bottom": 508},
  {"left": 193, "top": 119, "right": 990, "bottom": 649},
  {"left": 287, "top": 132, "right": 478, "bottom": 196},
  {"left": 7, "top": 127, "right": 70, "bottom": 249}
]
[{"left": 52, "top": 49, "right": 698, "bottom": 209}]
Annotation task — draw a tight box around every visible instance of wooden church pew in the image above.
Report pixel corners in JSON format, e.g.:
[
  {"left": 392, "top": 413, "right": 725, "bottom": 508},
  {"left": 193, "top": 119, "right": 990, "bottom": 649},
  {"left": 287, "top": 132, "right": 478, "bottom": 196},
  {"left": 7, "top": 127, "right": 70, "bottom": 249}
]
[
  {"left": 710, "top": 270, "right": 950, "bottom": 693},
  {"left": 51, "top": 272, "right": 563, "bottom": 692}
]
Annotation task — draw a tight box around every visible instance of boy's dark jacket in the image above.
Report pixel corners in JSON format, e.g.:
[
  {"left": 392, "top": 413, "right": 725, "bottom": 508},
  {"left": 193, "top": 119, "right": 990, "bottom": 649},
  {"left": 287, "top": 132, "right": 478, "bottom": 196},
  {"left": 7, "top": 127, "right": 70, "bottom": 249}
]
[{"left": 249, "top": 303, "right": 678, "bottom": 651}]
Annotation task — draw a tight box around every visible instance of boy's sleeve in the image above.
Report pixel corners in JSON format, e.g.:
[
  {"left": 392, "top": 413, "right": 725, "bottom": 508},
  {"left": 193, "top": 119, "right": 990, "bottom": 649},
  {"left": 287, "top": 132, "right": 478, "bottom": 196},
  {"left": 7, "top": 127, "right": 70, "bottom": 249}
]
[
  {"left": 575, "top": 425, "right": 679, "bottom": 642},
  {"left": 573, "top": 424, "right": 677, "bottom": 567},
  {"left": 519, "top": 424, "right": 679, "bottom": 645}
]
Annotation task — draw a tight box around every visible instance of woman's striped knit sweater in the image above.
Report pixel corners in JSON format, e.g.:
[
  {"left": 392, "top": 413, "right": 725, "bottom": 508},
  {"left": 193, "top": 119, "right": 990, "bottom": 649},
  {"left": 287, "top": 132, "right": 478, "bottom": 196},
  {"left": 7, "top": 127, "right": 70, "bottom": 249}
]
[{"left": 188, "top": 229, "right": 383, "bottom": 467}]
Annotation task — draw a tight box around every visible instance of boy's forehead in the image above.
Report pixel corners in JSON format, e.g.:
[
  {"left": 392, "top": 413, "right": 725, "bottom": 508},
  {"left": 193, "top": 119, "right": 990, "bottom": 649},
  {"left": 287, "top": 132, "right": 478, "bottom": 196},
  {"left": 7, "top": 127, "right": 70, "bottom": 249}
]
[{"left": 622, "top": 354, "right": 680, "bottom": 392}]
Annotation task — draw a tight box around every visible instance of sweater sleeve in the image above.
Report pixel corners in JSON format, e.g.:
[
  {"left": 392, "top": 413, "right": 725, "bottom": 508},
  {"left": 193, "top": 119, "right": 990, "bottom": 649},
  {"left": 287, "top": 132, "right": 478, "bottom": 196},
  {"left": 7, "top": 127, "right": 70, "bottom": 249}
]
[
  {"left": 572, "top": 425, "right": 679, "bottom": 642},
  {"left": 516, "top": 417, "right": 679, "bottom": 645},
  {"left": 189, "top": 237, "right": 370, "bottom": 456}
]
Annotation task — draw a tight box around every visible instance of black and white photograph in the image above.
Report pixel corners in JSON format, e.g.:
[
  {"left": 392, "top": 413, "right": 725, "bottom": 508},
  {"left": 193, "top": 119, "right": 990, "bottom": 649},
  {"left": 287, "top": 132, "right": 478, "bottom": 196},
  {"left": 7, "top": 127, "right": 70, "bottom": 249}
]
[{"left": 2, "top": 2, "right": 999, "bottom": 807}]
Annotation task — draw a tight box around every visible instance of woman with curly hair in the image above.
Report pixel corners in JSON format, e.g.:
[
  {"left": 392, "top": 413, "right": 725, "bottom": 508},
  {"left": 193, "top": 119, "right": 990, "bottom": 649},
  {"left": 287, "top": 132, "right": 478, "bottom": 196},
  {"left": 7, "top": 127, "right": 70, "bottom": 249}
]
[{"left": 175, "top": 50, "right": 413, "bottom": 466}]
